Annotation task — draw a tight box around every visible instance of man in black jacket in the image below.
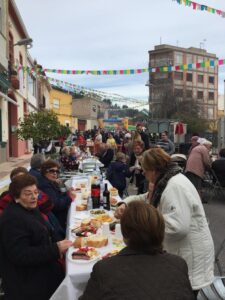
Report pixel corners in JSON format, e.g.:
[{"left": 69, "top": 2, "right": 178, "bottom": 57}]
[{"left": 136, "top": 123, "right": 149, "bottom": 150}]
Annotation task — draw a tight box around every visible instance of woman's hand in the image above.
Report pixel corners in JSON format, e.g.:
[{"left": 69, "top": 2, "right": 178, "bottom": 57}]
[
  {"left": 114, "top": 203, "right": 126, "bottom": 219},
  {"left": 57, "top": 240, "right": 73, "bottom": 255}
]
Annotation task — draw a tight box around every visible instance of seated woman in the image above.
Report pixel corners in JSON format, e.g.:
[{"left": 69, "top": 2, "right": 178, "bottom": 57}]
[
  {"left": 0, "top": 174, "right": 72, "bottom": 300},
  {"left": 80, "top": 201, "right": 194, "bottom": 300},
  {"left": 0, "top": 167, "right": 28, "bottom": 215},
  {"left": 60, "top": 146, "right": 78, "bottom": 171},
  {"left": 38, "top": 160, "right": 74, "bottom": 231}
]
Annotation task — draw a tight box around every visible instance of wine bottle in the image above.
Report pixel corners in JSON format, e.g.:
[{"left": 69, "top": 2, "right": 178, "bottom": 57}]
[{"left": 103, "top": 183, "right": 110, "bottom": 210}]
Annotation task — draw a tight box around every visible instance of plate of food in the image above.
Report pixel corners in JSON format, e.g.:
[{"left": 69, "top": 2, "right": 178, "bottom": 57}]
[
  {"left": 89, "top": 209, "right": 106, "bottom": 216},
  {"left": 74, "top": 235, "right": 108, "bottom": 248},
  {"left": 69, "top": 247, "right": 101, "bottom": 263},
  {"left": 94, "top": 213, "right": 114, "bottom": 223},
  {"left": 71, "top": 224, "right": 98, "bottom": 237}
]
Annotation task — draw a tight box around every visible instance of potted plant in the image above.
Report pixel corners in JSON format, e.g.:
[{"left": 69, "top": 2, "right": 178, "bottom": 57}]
[{"left": 10, "top": 70, "right": 20, "bottom": 90}]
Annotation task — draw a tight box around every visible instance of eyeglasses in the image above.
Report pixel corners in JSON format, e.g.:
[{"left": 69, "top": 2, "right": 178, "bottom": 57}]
[{"left": 47, "top": 169, "right": 60, "bottom": 174}]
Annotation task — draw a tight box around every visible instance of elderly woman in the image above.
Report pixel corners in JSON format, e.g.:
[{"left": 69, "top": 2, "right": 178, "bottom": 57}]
[
  {"left": 38, "top": 160, "right": 74, "bottom": 230},
  {"left": 115, "top": 148, "right": 214, "bottom": 297},
  {"left": 80, "top": 201, "right": 194, "bottom": 300},
  {"left": 0, "top": 174, "right": 72, "bottom": 300}
]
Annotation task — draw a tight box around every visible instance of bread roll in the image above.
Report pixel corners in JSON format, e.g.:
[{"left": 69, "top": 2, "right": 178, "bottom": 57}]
[
  {"left": 76, "top": 204, "right": 87, "bottom": 211},
  {"left": 74, "top": 235, "right": 108, "bottom": 248},
  {"left": 86, "top": 235, "right": 108, "bottom": 248}
]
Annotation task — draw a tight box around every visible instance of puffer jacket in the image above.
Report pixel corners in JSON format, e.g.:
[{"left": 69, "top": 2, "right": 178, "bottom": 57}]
[{"left": 123, "top": 173, "right": 214, "bottom": 290}]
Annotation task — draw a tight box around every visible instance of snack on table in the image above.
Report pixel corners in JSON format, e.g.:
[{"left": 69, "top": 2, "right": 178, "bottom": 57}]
[
  {"left": 110, "top": 197, "right": 118, "bottom": 207},
  {"left": 72, "top": 224, "right": 97, "bottom": 237},
  {"left": 74, "top": 235, "right": 108, "bottom": 248},
  {"left": 102, "top": 249, "right": 119, "bottom": 259},
  {"left": 90, "top": 209, "right": 106, "bottom": 216},
  {"left": 81, "top": 218, "right": 92, "bottom": 226},
  {"left": 87, "top": 235, "right": 108, "bottom": 248},
  {"left": 72, "top": 247, "right": 99, "bottom": 260},
  {"left": 95, "top": 214, "right": 113, "bottom": 223},
  {"left": 76, "top": 204, "right": 87, "bottom": 211},
  {"left": 109, "top": 188, "right": 118, "bottom": 196}
]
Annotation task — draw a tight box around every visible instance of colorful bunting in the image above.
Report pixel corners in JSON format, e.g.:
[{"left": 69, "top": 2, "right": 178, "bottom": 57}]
[
  {"left": 174, "top": 0, "right": 225, "bottom": 18},
  {"left": 15, "top": 58, "right": 225, "bottom": 77}
]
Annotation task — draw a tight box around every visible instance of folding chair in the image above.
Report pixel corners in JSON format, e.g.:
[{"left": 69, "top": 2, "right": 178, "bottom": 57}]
[
  {"left": 198, "top": 277, "right": 225, "bottom": 299},
  {"left": 203, "top": 169, "right": 225, "bottom": 203}
]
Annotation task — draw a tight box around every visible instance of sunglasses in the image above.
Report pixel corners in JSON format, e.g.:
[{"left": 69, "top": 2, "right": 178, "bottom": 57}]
[{"left": 47, "top": 169, "right": 60, "bottom": 174}]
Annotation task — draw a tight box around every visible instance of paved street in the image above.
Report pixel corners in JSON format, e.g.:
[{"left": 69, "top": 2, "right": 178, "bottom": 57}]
[{"left": 203, "top": 191, "right": 225, "bottom": 275}]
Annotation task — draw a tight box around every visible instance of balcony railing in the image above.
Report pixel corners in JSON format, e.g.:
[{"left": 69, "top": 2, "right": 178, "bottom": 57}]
[{"left": 0, "top": 72, "right": 11, "bottom": 93}]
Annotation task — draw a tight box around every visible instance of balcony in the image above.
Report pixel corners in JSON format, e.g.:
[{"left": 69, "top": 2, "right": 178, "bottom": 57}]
[{"left": 0, "top": 72, "right": 11, "bottom": 93}]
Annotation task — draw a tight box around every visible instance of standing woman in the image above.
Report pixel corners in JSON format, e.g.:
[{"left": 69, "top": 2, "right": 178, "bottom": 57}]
[
  {"left": 0, "top": 174, "right": 72, "bottom": 300},
  {"left": 141, "top": 148, "right": 214, "bottom": 296},
  {"left": 115, "top": 148, "right": 214, "bottom": 297}
]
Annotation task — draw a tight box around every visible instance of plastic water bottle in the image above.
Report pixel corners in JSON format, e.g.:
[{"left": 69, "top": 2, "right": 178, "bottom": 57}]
[{"left": 87, "top": 195, "right": 93, "bottom": 210}]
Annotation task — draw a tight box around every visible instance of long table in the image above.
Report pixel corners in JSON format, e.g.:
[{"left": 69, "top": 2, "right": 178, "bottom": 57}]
[{"left": 50, "top": 181, "right": 122, "bottom": 300}]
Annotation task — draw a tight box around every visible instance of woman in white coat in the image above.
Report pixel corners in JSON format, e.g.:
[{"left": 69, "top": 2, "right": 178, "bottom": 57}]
[{"left": 115, "top": 148, "right": 214, "bottom": 297}]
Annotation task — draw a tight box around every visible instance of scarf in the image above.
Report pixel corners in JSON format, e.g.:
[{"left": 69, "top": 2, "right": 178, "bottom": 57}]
[{"left": 150, "top": 162, "right": 182, "bottom": 208}]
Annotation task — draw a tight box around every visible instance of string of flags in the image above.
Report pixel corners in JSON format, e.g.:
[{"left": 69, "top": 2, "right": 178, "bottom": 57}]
[
  {"left": 16, "top": 58, "right": 225, "bottom": 76},
  {"left": 47, "top": 76, "right": 146, "bottom": 104},
  {"left": 174, "top": 0, "right": 225, "bottom": 18}
]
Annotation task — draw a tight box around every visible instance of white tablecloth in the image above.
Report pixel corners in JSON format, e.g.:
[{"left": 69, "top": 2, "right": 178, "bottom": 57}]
[{"left": 50, "top": 180, "right": 121, "bottom": 300}]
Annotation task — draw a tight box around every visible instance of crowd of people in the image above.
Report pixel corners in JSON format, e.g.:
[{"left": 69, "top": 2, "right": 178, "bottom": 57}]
[{"left": 0, "top": 123, "right": 223, "bottom": 299}]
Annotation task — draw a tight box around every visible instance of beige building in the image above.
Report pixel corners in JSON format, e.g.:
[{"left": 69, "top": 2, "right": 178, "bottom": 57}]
[
  {"left": 148, "top": 44, "right": 218, "bottom": 120},
  {"left": 72, "top": 96, "right": 108, "bottom": 130},
  {"left": 0, "top": 0, "right": 10, "bottom": 162},
  {"left": 49, "top": 87, "right": 76, "bottom": 131}
]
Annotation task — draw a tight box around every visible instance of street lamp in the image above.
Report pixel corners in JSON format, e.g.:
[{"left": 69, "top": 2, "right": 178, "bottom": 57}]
[{"left": 14, "top": 38, "right": 33, "bottom": 49}]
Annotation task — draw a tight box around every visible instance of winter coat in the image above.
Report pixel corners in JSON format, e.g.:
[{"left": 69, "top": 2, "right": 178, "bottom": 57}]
[
  {"left": 185, "top": 145, "right": 211, "bottom": 179},
  {"left": 0, "top": 202, "right": 64, "bottom": 300},
  {"left": 79, "top": 247, "right": 195, "bottom": 300},
  {"left": 107, "top": 161, "right": 131, "bottom": 193},
  {"left": 38, "top": 175, "right": 71, "bottom": 230},
  {"left": 123, "top": 173, "right": 214, "bottom": 290},
  {"left": 98, "top": 148, "right": 114, "bottom": 168}
]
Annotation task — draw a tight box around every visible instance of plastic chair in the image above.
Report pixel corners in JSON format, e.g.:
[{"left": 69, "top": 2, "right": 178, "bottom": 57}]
[
  {"left": 202, "top": 169, "right": 225, "bottom": 203},
  {"left": 197, "top": 277, "right": 225, "bottom": 299}
]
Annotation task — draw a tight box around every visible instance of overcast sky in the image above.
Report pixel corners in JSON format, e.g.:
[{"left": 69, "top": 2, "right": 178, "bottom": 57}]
[{"left": 15, "top": 0, "right": 225, "bottom": 103}]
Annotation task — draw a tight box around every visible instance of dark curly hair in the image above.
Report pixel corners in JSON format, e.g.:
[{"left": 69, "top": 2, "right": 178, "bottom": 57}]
[{"left": 40, "top": 160, "right": 60, "bottom": 176}]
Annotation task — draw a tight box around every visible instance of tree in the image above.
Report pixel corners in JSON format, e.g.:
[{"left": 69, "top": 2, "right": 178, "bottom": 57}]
[{"left": 16, "top": 110, "right": 71, "bottom": 144}]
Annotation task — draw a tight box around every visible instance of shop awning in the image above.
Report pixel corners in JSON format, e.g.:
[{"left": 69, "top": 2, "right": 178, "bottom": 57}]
[{"left": 0, "top": 91, "right": 19, "bottom": 106}]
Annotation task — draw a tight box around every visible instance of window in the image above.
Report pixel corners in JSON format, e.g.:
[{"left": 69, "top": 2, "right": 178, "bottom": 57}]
[
  {"left": 53, "top": 99, "right": 60, "bottom": 109},
  {"left": 186, "top": 73, "right": 192, "bottom": 82},
  {"left": 9, "top": 32, "right": 14, "bottom": 64},
  {"left": 209, "top": 76, "right": 214, "bottom": 84},
  {"left": 208, "top": 92, "right": 214, "bottom": 101},
  {"left": 186, "top": 90, "right": 192, "bottom": 98},
  {"left": 174, "top": 72, "right": 183, "bottom": 80},
  {"left": 187, "top": 54, "right": 192, "bottom": 64},
  {"left": 198, "top": 74, "right": 204, "bottom": 83},
  {"left": 175, "top": 53, "right": 183, "bottom": 64},
  {"left": 208, "top": 108, "right": 214, "bottom": 119},
  {"left": 28, "top": 73, "right": 36, "bottom": 96},
  {"left": 19, "top": 53, "right": 24, "bottom": 93},
  {"left": 197, "top": 91, "right": 203, "bottom": 99}
]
